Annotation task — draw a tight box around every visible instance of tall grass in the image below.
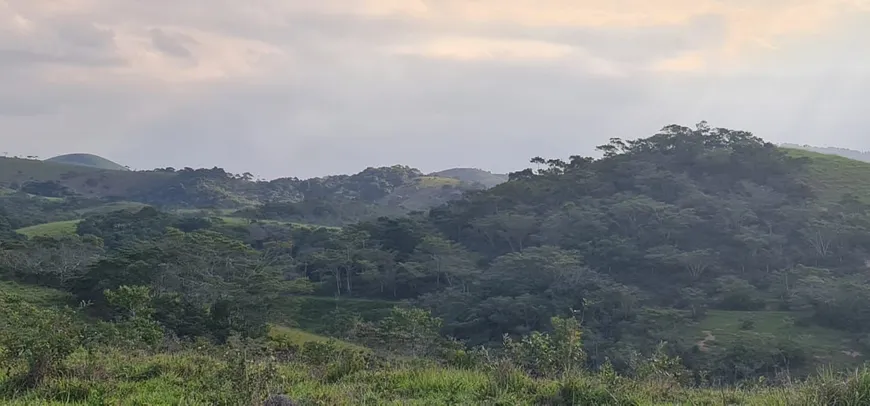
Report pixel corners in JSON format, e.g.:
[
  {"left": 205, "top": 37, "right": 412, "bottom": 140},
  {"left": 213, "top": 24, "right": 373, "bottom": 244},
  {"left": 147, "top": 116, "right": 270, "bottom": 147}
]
[{"left": 4, "top": 345, "right": 870, "bottom": 405}]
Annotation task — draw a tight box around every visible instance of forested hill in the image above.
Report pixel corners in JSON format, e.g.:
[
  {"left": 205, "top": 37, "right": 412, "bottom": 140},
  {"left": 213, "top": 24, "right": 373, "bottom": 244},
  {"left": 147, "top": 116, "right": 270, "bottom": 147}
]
[
  {"left": 0, "top": 158, "right": 502, "bottom": 225},
  {"left": 5, "top": 122, "right": 870, "bottom": 401}
]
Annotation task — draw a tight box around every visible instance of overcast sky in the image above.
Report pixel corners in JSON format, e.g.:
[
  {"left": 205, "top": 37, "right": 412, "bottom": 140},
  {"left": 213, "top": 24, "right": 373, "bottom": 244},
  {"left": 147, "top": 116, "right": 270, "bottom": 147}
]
[{"left": 1, "top": 1, "right": 869, "bottom": 178}]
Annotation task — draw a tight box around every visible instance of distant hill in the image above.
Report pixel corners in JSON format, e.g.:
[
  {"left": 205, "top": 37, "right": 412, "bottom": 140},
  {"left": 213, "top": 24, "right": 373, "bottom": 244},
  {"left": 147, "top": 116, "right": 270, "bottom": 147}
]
[
  {"left": 46, "top": 153, "right": 128, "bottom": 171},
  {"left": 780, "top": 144, "right": 870, "bottom": 163},
  {"left": 0, "top": 158, "right": 486, "bottom": 225},
  {"left": 782, "top": 147, "right": 870, "bottom": 203},
  {"left": 429, "top": 168, "right": 508, "bottom": 188}
]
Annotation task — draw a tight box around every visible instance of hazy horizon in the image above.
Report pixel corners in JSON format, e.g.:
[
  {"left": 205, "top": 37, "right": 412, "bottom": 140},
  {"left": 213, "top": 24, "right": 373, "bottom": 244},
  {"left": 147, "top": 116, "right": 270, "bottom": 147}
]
[{"left": 2, "top": 1, "right": 869, "bottom": 178}]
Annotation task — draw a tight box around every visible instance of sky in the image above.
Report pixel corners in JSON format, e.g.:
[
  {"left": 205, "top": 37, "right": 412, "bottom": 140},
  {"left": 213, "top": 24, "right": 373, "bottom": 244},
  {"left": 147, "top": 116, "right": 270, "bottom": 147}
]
[{"left": 1, "top": 0, "right": 869, "bottom": 179}]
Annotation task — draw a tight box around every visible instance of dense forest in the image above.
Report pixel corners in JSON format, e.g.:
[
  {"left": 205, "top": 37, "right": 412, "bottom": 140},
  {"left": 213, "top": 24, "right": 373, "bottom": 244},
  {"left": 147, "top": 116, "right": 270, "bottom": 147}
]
[{"left": 4, "top": 122, "right": 870, "bottom": 404}]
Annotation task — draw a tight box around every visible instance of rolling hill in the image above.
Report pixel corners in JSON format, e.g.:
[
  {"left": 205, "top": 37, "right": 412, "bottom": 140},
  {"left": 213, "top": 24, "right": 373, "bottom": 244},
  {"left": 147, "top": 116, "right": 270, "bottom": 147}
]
[
  {"left": 783, "top": 147, "right": 870, "bottom": 203},
  {"left": 781, "top": 143, "right": 870, "bottom": 163},
  {"left": 0, "top": 158, "right": 494, "bottom": 227},
  {"left": 429, "top": 168, "right": 509, "bottom": 188},
  {"left": 7, "top": 145, "right": 870, "bottom": 228},
  {"left": 46, "top": 153, "right": 129, "bottom": 171}
]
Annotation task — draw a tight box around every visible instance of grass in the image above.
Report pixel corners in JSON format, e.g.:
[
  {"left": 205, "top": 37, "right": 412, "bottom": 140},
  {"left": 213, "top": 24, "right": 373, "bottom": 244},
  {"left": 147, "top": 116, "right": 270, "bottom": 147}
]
[
  {"left": 216, "top": 216, "right": 341, "bottom": 230},
  {"left": 75, "top": 201, "right": 148, "bottom": 215},
  {"left": 413, "top": 176, "right": 462, "bottom": 188},
  {"left": 3, "top": 345, "right": 870, "bottom": 405},
  {"left": 3, "top": 282, "right": 870, "bottom": 405},
  {"left": 267, "top": 325, "right": 365, "bottom": 351},
  {"left": 15, "top": 219, "right": 81, "bottom": 237},
  {"left": 11, "top": 213, "right": 339, "bottom": 240},
  {"left": 784, "top": 147, "right": 870, "bottom": 203},
  {"left": 0, "top": 281, "right": 73, "bottom": 308},
  {"left": 273, "top": 295, "right": 400, "bottom": 333},
  {"left": 692, "top": 310, "right": 865, "bottom": 368}
]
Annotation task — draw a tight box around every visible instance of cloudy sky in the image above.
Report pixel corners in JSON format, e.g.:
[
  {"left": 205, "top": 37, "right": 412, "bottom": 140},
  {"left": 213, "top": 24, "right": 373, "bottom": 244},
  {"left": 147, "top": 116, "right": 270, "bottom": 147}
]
[{"left": 1, "top": 1, "right": 869, "bottom": 178}]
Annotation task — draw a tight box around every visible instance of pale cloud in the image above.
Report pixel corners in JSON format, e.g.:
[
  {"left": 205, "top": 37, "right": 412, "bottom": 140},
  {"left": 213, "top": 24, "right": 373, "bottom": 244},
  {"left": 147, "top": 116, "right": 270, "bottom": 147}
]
[
  {"left": 0, "top": 0, "right": 868, "bottom": 178},
  {"left": 389, "top": 37, "right": 575, "bottom": 61}
]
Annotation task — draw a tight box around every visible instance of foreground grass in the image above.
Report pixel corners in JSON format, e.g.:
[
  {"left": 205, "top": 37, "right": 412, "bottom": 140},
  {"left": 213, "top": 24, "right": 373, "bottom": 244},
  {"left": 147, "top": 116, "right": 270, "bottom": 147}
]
[
  {"left": 3, "top": 283, "right": 870, "bottom": 405},
  {"left": 3, "top": 347, "right": 870, "bottom": 405}
]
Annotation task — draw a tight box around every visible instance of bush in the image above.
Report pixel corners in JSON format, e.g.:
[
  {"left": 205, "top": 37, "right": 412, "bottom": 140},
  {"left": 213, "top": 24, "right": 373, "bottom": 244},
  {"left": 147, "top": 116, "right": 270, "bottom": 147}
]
[{"left": 0, "top": 295, "right": 86, "bottom": 388}]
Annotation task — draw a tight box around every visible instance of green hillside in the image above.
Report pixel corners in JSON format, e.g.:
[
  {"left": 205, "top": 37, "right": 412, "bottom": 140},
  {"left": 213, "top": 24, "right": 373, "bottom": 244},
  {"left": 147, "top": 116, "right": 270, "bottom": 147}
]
[
  {"left": 0, "top": 159, "right": 479, "bottom": 219},
  {"left": 7, "top": 123, "right": 870, "bottom": 404},
  {"left": 0, "top": 157, "right": 172, "bottom": 199},
  {"left": 15, "top": 219, "right": 80, "bottom": 237},
  {"left": 431, "top": 167, "right": 509, "bottom": 188},
  {"left": 784, "top": 147, "right": 870, "bottom": 202},
  {"left": 45, "top": 153, "right": 129, "bottom": 171}
]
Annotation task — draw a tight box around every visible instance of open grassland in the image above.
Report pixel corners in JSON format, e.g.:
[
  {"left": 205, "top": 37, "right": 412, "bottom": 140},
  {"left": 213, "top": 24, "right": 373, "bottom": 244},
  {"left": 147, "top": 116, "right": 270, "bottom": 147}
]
[
  {"left": 15, "top": 219, "right": 81, "bottom": 237},
  {"left": 11, "top": 215, "right": 338, "bottom": 240},
  {"left": 75, "top": 201, "right": 149, "bottom": 215},
  {"left": 0, "top": 281, "right": 73, "bottom": 308},
  {"left": 267, "top": 325, "right": 366, "bottom": 351},
  {"left": 216, "top": 216, "right": 341, "bottom": 230},
  {"left": 272, "top": 295, "right": 399, "bottom": 333},
  {"left": 691, "top": 310, "right": 865, "bottom": 368},
  {"left": 413, "top": 176, "right": 462, "bottom": 188},
  {"left": 784, "top": 147, "right": 870, "bottom": 203}
]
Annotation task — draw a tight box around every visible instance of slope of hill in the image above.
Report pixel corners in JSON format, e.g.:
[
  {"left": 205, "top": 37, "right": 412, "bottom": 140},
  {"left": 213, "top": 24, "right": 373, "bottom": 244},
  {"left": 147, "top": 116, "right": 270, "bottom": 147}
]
[
  {"left": 0, "top": 157, "right": 172, "bottom": 199},
  {"left": 783, "top": 147, "right": 870, "bottom": 202},
  {"left": 46, "top": 153, "right": 129, "bottom": 171},
  {"left": 430, "top": 168, "right": 508, "bottom": 188},
  {"left": 781, "top": 143, "right": 870, "bottom": 163}
]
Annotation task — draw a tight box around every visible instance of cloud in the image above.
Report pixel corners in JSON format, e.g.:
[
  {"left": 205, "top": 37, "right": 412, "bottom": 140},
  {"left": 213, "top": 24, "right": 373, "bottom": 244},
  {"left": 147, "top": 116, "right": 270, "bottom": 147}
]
[{"left": 0, "top": 0, "right": 868, "bottom": 178}]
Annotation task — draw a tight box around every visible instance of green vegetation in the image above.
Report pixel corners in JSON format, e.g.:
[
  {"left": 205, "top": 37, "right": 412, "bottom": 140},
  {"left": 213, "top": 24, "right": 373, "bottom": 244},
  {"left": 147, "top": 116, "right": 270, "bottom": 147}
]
[
  {"left": 413, "top": 176, "right": 462, "bottom": 188},
  {"left": 45, "top": 153, "right": 129, "bottom": 171},
  {"left": 430, "top": 167, "right": 509, "bottom": 188},
  {"left": 784, "top": 147, "right": 870, "bottom": 203},
  {"left": 6, "top": 122, "right": 870, "bottom": 404},
  {"left": 16, "top": 219, "right": 81, "bottom": 237},
  {"left": 0, "top": 158, "right": 486, "bottom": 217}
]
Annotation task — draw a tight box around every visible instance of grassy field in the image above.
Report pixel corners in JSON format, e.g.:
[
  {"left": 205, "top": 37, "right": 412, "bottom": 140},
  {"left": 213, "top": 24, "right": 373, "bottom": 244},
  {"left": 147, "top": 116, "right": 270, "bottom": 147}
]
[
  {"left": 4, "top": 283, "right": 870, "bottom": 405},
  {"left": 75, "top": 201, "right": 149, "bottom": 215},
  {"left": 273, "top": 295, "right": 400, "bottom": 333},
  {"left": 15, "top": 219, "right": 81, "bottom": 237},
  {"left": 691, "top": 310, "right": 865, "bottom": 367},
  {"left": 2, "top": 344, "right": 870, "bottom": 405},
  {"left": 784, "top": 147, "right": 870, "bottom": 203},
  {"left": 0, "top": 281, "right": 74, "bottom": 307},
  {"left": 216, "top": 216, "right": 341, "bottom": 230},
  {"left": 267, "top": 325, "right": 365, "bottom": 351},
  {"left": 413, "top": 176, "right": 462, "bottom": 188},
  {"left": 11, "top": 214, "right": 339, "bottom": 239}
]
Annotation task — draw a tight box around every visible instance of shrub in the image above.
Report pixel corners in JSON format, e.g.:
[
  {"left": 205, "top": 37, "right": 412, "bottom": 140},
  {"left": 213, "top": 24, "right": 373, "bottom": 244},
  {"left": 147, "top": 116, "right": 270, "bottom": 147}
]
[{"left": 0, "top": 295, "right": 86, "bottom": 388}]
